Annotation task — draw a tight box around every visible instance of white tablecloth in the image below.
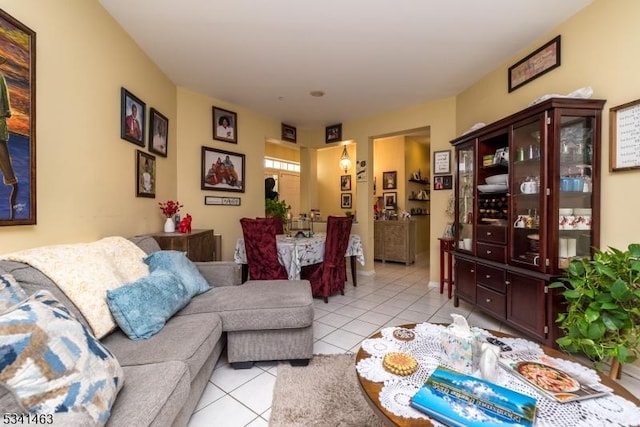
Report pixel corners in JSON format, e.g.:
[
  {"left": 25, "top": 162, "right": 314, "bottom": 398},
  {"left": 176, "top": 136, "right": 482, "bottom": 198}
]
[{"left": 234, "top": 233, "right": 364, "bottom": 280}]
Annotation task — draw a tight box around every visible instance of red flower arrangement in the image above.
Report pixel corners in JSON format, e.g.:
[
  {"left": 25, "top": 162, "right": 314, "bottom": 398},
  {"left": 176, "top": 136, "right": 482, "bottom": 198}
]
[{"left": 158, "top": 200, "right": 183, "bottom": 218}]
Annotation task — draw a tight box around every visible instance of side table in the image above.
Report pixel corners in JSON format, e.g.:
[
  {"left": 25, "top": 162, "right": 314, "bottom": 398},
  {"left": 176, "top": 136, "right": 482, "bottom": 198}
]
[
  {"left": 148, "top": 229, "right": 215, "bottom": 261},
  {"left": 438, "top": 238, "right": 455, "bottom": 298}
]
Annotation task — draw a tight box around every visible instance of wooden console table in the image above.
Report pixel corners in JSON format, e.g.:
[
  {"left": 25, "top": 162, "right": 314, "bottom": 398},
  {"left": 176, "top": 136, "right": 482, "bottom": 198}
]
[{"left": 147, "top": 229, "right": 214, "bottom": 261}]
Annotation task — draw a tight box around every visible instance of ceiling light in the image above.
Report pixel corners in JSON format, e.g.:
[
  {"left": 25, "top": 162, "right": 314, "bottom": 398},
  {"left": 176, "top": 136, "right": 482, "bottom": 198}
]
[
  {"left": 339, "top": 145, "right": 352, "bottom": 173},
  {"left": 309, "top": 90, "right": 325, "bottom": 97}
]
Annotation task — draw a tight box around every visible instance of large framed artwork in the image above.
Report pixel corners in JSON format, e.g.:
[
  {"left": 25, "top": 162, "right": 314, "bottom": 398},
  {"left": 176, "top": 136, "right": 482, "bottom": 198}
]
[
  {"left": 121, "top": 88, "right": 146, "bottom": 146},
  {"left": 508, "top": 35, "right": 561, "bottom": 93},
  {"left": 201, "top": 146, "right": 245, "bottom": 192},
  {"left": 0, "top": 10, "right": 36, "bottom": 226},
  {"left": 212, "top": 106, "right": 237, "bottom": 143}
]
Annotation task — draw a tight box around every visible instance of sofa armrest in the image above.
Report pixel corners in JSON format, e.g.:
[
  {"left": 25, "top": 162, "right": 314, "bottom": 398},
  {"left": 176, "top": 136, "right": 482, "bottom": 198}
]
[{"left": 194, "top": 262, "right": 241, "bottom": 287}]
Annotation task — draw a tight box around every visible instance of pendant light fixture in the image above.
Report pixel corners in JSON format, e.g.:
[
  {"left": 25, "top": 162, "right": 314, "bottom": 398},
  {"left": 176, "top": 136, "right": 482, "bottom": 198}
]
[{"left": 339, "top": 145, "right": 352, "bottom": 173}]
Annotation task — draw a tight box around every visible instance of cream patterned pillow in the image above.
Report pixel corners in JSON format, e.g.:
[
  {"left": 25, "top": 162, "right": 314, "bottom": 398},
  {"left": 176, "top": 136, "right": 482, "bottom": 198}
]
[{"left": 0, "top": 291, "right": 124, "bottom": 426}]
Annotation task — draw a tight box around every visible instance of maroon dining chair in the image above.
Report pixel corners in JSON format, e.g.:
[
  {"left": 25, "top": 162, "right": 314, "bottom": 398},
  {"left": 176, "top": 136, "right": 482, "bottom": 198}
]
[
  {"left": 240, "top": 218, "right": 288, "bottom": 280},
  {"left": 258, "top": 217, "right": 284, "bottom": 235},
  {"left": 301, "top": 216, "right": 353, "bottom": 303}
]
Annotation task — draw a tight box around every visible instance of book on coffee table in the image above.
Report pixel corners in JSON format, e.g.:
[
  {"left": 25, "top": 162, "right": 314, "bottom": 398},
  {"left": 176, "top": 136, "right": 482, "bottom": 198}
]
[
  {"left": 499, "top": 354, "right": 612, "bottom": 403},
  {"left": 410, "top": 366, "right": 537, "bottom": 427}
]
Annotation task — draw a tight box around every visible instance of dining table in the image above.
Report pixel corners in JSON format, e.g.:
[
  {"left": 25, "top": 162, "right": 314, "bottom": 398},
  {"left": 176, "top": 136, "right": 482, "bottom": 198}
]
[{"left": 234, "top": 232, "right": 365, "bottom": 283}]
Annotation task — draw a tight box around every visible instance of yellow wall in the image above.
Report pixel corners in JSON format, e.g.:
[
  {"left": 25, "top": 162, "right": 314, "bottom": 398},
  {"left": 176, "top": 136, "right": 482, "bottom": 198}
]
[
  {"left": 456, "top": 0, "right": 639, "bottom": 252},
  {"left": 316, "top": 144, "right": 356, "bottom": 217},
  {"left": 265, "top": 141, "right": 300, "bottom": 162},
  {"left": 374, "top": 136, "right": 405, "bottom": 207},
  {"left": 0, "top": 0, "right": 177, "bottom": 253}
]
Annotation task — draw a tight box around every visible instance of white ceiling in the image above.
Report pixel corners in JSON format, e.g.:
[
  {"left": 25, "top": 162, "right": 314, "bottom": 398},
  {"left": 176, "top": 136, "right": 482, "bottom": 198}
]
[{"left": 99, "top": 0, "right": 593, "bottom": 130}]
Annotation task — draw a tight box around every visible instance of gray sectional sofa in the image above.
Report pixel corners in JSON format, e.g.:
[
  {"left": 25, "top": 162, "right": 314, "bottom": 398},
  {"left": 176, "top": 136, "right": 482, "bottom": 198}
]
[{"left": 0, "top": 235, "right": 314, "bottom": 426}]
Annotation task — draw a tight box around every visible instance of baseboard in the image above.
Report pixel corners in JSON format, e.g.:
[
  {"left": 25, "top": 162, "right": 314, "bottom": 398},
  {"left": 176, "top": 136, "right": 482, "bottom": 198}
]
[{"left": 428, "top": 281, "right": 439, "bottom": 289}]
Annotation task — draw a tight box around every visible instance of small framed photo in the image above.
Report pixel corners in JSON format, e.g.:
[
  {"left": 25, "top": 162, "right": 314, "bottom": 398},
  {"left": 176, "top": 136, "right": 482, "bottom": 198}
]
[
  {"left": 201, "top": 146, "right": 245, "bottom": 192},
  {"left": 433, "top": 175, "right": 453, "bottom": 190},
  {"left": 212, "top": 106, "right": 237, "bottom": 143},
  {"left": 149, "top": 108, "right": 168, "bottom": 157},
  {"left": 382, "top": 171, "right": 397, "bottom": 190},
  {"left": 340, "top": 174, "right": 351, "bottom": 191},
  {"left": 121, "top": 88, "right": 146, "bottom": 146},
  {"left": 433, "top": 150, "right": 451, "bottom": 174},
  {"left": 341, "top": 193, "right": 352, "bottom": 209},
  {"left": 326, "top": 123, "right": 342, "bottom": 143},
  {"left": 136, "top": 150, "right": 156, "bottom": 198},
  {"left": 383, "top": 192, "right": 397, "bottom": 209},
  {"left": 281, "top": 123, "right": 297, "bottom": 143}
]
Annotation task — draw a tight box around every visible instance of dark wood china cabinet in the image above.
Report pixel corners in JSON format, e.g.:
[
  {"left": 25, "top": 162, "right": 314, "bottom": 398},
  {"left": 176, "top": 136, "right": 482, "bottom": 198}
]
[{"left": 450, "top": 98, "right": 605, "bottom": 347}]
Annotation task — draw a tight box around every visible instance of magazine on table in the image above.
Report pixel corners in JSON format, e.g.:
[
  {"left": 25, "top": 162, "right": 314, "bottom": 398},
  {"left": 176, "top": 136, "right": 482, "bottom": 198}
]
[
  {"left": 410, "top": 366, "right": 537, "bottom": 427},
  {"left": 499, "top": 352, "right": 612, "bottom": 403}
]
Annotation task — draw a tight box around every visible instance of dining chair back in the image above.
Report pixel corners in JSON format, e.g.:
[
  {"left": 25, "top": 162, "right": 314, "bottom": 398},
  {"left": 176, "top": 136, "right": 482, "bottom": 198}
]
[
  {"left": 301, "top": 215, "right": 352, "bottom": 302},
  {"left": 240, "top": 218, "right": 288, "bottom": 280},
  {"left": 258, "top": 217, "right": 284, "bottom": 235}
]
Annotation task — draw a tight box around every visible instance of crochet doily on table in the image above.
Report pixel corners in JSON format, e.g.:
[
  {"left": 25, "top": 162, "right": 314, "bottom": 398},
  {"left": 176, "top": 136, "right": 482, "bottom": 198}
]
[{"left": 356, "top": 324, "right": 640, "bottom": 426}]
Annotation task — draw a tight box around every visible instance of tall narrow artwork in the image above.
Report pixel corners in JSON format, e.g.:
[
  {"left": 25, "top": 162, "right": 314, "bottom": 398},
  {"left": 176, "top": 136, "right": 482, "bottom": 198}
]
[{"left": 0, "top": 10, "right": 36, "bottom": 225}]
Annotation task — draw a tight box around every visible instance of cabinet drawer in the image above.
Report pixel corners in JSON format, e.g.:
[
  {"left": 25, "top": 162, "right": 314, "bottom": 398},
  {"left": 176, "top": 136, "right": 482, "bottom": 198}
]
[
  {"left": 476, "top": 243, "right": 506, "bottom": 263},
  {"left": 476, "top": 264, "right": 506, "bottom": 292},
  {"left": 477, "top": 285, "right": 506, "bottom": 318},
  {"left": 476, "top": 225, "right": 506, "bottom": 244}
]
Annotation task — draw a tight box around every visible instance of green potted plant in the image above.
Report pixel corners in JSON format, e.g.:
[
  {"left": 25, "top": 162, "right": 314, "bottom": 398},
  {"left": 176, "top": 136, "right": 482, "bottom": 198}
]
[
  {"left": 550, "top": 243, "right": 640, "bottom": 375},
  {"left": 265, "top": 198, "right": 290, "bottom": 222}
]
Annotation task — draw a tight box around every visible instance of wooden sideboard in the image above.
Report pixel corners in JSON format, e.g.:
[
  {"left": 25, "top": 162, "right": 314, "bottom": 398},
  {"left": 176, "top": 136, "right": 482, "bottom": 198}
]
[
  {"left": 148, "top": 229, "right": 215, "bottom": 262},
  {"left": 374, "top": 220, "right": 416, "bottom": 265}
]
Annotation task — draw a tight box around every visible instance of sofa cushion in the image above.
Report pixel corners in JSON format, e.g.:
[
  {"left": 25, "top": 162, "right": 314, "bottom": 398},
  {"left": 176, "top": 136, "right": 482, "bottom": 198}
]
[
  {"left": 102, "top": 312, "right": 222, "bottom": 379},
  {"left": 0, "top": 273, "right": 26, "bottom": 312},
  {"left": 144, "top": 251, "right": 210, "bottom": 297},
  {"left": 178, "top": 280, "right": 314, "bottom": 331},
  {"left": 0, "top": 290, "right": 123, "bottom": 426},
  {"left": 107, "top": 361, "right": 190, "bottom": 427},
  {"left": 107, "top": 270, "right": 190, "bottom": 340},
  {"left": 128, "top": 235, "right": 162, "bottom": 254}
]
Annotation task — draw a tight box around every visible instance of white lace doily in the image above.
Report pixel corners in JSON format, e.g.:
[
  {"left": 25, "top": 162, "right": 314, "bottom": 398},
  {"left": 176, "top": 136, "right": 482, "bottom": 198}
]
[{"left": 355, "top": 324, "right": 640, "bottom": 426}]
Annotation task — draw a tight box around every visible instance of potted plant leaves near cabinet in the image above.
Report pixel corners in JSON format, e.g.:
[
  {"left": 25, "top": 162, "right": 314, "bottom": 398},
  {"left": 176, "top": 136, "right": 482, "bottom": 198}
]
[
  {"left": 265, "top": 198, "right": 290, "bottom": 223},
  {"left": 550, "top": 244, "right": 640, "bottom": 378}
]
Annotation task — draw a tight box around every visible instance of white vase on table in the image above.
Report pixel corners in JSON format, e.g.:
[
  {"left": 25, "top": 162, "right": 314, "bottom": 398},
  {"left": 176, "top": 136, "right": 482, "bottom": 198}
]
[{"left": 164, "top": 217, "right": 176, "bottom": 233}]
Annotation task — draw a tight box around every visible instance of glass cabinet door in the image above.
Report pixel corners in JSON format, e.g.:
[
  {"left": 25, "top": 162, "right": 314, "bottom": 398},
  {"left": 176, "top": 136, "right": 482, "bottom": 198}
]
[
  {"left": 555, "top": 114, "right": 596, "bottom": 273},
  {"left": 510, "top": 117, "right": 545, "bottom": 270},
  {"left": 456, "top": 143, "right": 474, "bottom": 252}
]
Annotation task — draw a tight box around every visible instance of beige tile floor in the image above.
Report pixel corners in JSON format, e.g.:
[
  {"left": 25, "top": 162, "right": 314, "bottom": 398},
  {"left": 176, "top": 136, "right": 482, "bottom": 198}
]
[{"left": 187, "top": 256, "right": 640, "bottom": 427}]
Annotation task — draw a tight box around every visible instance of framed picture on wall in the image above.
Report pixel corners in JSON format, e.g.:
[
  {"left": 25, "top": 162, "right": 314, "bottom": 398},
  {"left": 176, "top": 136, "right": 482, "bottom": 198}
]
[
  {"left": 383, "top": 192, "right": 397, "bottom": 209},
  {"left": 433, "top": 150, "right": 451, "bottom": 174},
  {"left": 0, "top": 10, "right": 36, "bottom": 226},
  {"left": 136, "top": 150, "right": 156, "bottom": 198},
  {"left": 149, "top": 108, "right": 168, "bottom": 157},
  {"left": 121, "top": 87, "right": 146, "bottom": 146},
  {"left": 201, "top": 146, "right": 245, "bottom": 192},
  {"left": 281, "top": 123, "right": 296, "bottom": 143},
  {"left": 382, "top": 171, "right": 397, "bottom": 189},
  {"left": 341, "top": 193, "right": 352, "bottom": 209},
  {"left": 433, "top": 175, "right": 453, "bottom": 190},
  {"left": 326, "top": 123, "right": 342, "bottom": 143},
  {"left": 340, "top": 174, "right": 351, "bottom": 191},
  {"left": 212, "top": 106, "right": 237, "bottom": 143}
]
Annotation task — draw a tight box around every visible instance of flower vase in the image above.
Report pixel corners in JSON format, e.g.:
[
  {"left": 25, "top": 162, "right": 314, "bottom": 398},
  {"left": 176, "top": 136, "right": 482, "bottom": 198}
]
[{"left": 164, "top": 217, "right": 176, "bottom": 233}]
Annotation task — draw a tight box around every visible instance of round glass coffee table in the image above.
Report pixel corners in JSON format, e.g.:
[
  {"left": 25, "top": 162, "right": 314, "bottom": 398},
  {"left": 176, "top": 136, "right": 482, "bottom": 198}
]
[{"left": 355, "top": 323, "right": 640, "bottom": 426}]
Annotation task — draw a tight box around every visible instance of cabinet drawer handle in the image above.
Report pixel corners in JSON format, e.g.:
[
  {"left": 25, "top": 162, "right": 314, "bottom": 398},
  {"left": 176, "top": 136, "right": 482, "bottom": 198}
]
[
  {"left": 470, "top": 269, "right": 475, "bottom": 273},
  {"left": 486, "top": 250, "right": 492, "bottom": 254},
  {"left": 486, "top": 232, "right": 492, "bottom": 236},
  {"left": 505, "top": 280, "right": 511, "bottom": 285},
  {"left": 486, "top": 298, "right": 492, "bottom": 303},
  {"left": 485, "top": 274, "right": 491, "bottom": 279}
]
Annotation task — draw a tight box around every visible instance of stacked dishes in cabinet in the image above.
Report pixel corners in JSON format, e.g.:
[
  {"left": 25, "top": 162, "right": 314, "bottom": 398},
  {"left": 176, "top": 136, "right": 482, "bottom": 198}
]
[{"left": 558, "top": 208, "right": 592, "bottom": 269}]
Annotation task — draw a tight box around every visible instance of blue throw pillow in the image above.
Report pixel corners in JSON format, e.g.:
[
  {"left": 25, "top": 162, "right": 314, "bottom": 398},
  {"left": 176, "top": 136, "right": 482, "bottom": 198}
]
[
  {"left": 106, "top": 270, "right": 190, "bottom": 340},
  {"left": 0, "top": 290, "right": 124, "bottom": 426},
  {"left": 143, "top": 250, "right": 210, "bottom": 297},
  {"left": 0, "top": 272, "right": 27, "bottom": 312}
]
